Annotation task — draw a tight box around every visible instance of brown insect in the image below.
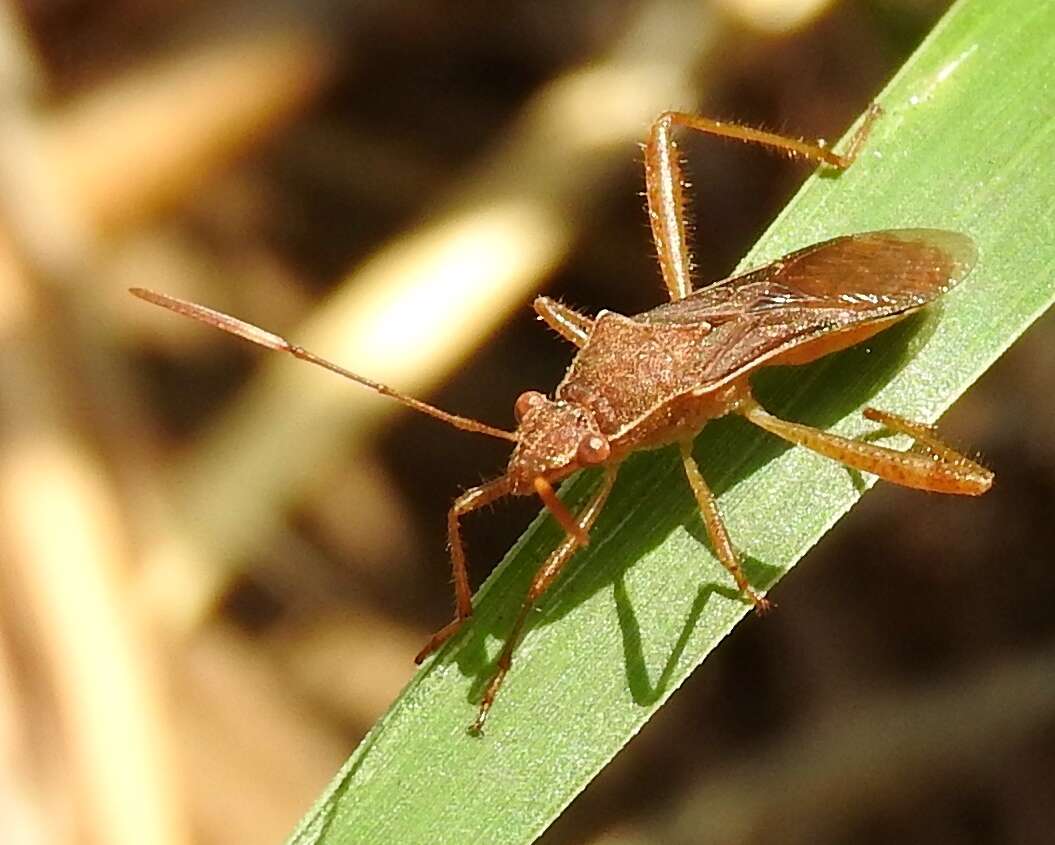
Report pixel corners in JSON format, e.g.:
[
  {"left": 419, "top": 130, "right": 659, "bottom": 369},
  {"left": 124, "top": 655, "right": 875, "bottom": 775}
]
[{"left": 132, "top": 107, "right": 993, "bottom": 734}]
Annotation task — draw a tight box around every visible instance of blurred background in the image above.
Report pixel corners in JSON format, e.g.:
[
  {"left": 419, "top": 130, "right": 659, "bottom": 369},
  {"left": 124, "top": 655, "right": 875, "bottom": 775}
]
[{"left": 0, "top": 0, "right": 1052, "bottom": 843}]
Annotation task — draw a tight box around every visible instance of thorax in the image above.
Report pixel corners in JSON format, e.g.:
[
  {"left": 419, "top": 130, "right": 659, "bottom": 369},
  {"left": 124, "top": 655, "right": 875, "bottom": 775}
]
[{"left": 555, "top": 311, "right": 744, "bottom": 452}]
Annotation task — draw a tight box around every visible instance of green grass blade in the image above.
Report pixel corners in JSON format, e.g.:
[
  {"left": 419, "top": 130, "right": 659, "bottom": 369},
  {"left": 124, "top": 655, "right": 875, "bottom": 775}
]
[{"left": 290, "top": 1, "right": 1055, "bottom": 842}]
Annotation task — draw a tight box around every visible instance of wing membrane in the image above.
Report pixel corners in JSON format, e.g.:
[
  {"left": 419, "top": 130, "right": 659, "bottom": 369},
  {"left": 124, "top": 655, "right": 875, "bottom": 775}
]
[{"left": 636, "top": 228, "right": 977, "bottom": 389}]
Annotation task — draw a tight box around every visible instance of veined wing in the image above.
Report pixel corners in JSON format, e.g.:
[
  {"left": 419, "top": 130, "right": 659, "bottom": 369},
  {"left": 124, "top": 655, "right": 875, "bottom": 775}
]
[
  {"left": 641, "top": 229, "right": 976, "bottom": 324},
  {"left": 635, "top": 228, "right": 977, "bottom": 389}
]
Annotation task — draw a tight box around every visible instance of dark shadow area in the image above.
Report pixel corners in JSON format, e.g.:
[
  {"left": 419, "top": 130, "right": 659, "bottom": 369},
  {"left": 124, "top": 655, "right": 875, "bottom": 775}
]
[
  {"left": 613, "top": 551, "right": 778, "bottom": 707},
  {"left": 753, "top": 309, "right": 937, "bottom": 428}
]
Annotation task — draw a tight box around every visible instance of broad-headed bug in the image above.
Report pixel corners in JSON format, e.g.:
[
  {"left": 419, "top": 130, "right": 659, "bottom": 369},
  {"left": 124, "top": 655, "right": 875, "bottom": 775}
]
[{"left": 132, "top": 105, "right": 993, "bottom": 734}]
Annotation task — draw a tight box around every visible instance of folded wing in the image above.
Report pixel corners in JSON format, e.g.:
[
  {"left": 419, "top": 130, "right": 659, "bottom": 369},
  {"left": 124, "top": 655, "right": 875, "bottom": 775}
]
[{"left": 636, "top": 228, "right": 977, "bottom": 389}]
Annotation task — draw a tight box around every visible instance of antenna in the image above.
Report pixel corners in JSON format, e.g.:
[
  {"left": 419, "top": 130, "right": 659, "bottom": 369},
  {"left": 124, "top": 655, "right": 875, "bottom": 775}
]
[{"left": 130, "top": 288, "right": 518, "bottom": 442}]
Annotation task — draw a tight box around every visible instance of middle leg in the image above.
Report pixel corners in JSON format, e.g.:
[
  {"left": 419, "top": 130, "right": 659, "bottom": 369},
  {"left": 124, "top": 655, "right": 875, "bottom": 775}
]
[
  {"left": 534, "top": 296, "right": 594, "bottom": 347},
  {"left": 415, "top": 475, "right": 513, "bottom": 664},
  {"left": 680, "top": 439, "right": 771, "bottom": 613}
]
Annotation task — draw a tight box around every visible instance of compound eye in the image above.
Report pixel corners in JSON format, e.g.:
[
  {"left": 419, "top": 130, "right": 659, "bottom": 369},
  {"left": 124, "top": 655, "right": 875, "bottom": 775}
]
[
  {"left": 514, "top": 390, "right": 546, "bottom": 422},
  {"left": 576, "top": 434, "right": 611, "bottom": 466}
]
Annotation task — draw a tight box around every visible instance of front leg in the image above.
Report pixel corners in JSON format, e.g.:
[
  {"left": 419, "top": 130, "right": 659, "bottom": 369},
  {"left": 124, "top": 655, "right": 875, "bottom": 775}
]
[
  {"left": 471, "top": 466, "right": 618, "bottom": 734},
  {"left": 415, "top": 475, "right": 512, "bottom": 664}
]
